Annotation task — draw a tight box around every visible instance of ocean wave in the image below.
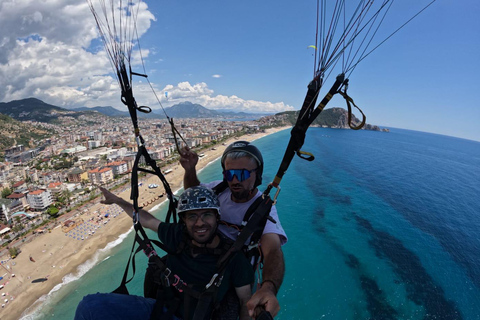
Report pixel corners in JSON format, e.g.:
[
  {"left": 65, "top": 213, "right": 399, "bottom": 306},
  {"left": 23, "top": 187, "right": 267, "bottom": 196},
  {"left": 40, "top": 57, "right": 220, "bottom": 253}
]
[
  {"left": 19, "top": 227, "right": 134, "bottom": 320},
  {"left": 197, "top": 156, "right": 221, "bottom": 175}
]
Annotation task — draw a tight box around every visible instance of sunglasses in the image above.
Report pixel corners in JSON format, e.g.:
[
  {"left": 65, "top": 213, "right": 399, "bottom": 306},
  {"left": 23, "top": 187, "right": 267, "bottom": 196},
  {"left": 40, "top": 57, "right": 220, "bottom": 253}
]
[{"left": 223, "top": 168, "right": 257, "bottom": 182}]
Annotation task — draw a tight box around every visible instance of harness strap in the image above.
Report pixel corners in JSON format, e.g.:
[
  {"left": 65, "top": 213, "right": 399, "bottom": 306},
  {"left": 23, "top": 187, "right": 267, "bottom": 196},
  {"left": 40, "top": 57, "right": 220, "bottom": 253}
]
[
  {"left": 212, "top": 180, "right": 229, "bottom": 195},
  {"left": 267, "top": 73, "right": 346, "bottom": 191},
  {"left": 217, "top": 195, "right": 273, "bottom": 269},
  {"left": 337, "top": 87, "right": 366, "bottom": 130},
  {"left": 168, "top": 118, "right": 188, "bottom": 154},
  {"left": 133, "top": 144, "right": 178, "bottom": 223}
]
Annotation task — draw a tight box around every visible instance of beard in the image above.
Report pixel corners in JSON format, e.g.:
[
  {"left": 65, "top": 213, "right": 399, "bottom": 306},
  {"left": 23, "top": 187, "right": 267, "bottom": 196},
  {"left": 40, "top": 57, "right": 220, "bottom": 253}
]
[{"left": 230, "top": 185, "right": 251, "bottom": 201}]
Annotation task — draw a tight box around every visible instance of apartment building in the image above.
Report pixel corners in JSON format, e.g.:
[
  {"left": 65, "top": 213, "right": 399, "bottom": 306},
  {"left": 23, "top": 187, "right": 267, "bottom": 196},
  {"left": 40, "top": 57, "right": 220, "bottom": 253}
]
[
  {"left": 88, "top": 167, "right": 114, "bottom": 185},
  {"left": 106, "top": 161, "right": 128, "bottom": 176},
  {"left": 27, "top": 189, "right": 53, "bottom": 210}
]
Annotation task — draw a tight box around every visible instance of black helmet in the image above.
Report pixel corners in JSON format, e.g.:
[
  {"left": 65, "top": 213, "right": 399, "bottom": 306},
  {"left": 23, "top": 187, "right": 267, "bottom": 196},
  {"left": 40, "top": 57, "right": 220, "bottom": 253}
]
[{"left": 221, "top": 141, "right": 263, "bottom": 187}]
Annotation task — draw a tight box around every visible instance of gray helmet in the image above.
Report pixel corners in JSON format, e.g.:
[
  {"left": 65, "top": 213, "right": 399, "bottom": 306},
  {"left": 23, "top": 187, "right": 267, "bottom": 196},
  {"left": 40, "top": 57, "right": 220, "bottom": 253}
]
[{"left": 177, "top": 186, "right": 220, "bottom": 217}]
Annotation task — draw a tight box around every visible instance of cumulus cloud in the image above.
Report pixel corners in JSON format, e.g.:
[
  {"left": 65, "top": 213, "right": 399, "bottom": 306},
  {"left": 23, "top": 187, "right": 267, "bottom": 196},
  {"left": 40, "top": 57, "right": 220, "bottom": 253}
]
[
  {"left": 155, "top": 81, "right": 293, "bottom": 113},
  {"left": 0, "top": 0, "right": 293, "bottom": 114}
]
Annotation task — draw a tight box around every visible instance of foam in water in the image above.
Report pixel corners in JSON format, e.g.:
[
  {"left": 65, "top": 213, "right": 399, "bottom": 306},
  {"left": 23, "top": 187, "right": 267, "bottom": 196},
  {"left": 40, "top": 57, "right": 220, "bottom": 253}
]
[{"left": 20, "top": 227, "right": 133, "bottom": 319}]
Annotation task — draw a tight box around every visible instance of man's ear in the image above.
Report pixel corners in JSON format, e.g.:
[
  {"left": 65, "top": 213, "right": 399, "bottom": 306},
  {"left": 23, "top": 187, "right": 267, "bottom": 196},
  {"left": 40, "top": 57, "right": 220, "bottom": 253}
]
[{"left": 179, "top": 213, "right": 186, "bottom": 223}]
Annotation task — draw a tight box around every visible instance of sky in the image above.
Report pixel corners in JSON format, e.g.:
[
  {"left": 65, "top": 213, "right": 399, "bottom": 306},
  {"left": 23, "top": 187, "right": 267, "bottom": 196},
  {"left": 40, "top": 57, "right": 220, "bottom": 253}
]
[{"left": 0, "top": 0, "right": 479, "bottom": 142}]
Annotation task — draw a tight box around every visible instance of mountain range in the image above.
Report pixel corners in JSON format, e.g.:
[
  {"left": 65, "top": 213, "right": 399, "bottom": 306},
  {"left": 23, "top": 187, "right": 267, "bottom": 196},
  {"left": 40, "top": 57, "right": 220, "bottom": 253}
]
[
  {"left": 0, "top": 98, "right": 387, "bottom": 160},
  {"left": 71, "top": 101, "right": 228, "bottom": 119},
  {"left": 0, "top": 98, "right": 268, "bottom": 121}
]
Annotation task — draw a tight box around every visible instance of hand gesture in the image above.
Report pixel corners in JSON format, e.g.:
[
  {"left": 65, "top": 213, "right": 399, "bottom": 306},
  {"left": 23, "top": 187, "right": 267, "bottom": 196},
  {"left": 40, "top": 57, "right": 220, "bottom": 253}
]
[
  {"left": 179, "top": 146, "right": 198, "bottom": 171},
  {"left": 98, "top": 186, "right": 121, "bottom": 205}
]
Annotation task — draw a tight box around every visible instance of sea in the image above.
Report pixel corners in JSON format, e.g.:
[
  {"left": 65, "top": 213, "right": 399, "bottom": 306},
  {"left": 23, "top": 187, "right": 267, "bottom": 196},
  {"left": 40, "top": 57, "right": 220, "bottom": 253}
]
[{"left": 21, "top": 127, "right": 480, "bottom": 320}]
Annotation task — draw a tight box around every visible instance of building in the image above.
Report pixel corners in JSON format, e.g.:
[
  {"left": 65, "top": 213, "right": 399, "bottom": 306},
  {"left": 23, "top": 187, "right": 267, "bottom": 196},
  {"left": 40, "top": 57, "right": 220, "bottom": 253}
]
[
  {"left": 106, "top": 161, "right": 128, "bottom": 176},
  {"left": 27, "top": 168, "right": 39, "bottom": 182},
  {"left": 61, "top": 145, "right": 87, "bottom": 155},
  {"left": 88, "top": 140, "right": 101, "bottom": 149},
  {"left": 27, "top": 189, "right": 53, "bottom": 210},
  {"left": 12, "top": 180, "right": 27, "bottom": 191},
  {"left": 0, "top": 162, "right": 9, "bottom": 184},
  {"left": 6, "top": 192, "right": 29, "bottom": 211},
  {"left": 88, "top": 167, "right": 114, "bottom": 185},
  {"left": 0, "top": 199, "right": 12, "bottom": 222},
  {"left": 5, "top": 148, "right": 40, "bottom": 163},
  {"left": 8, "top": 211, "right": 35, "bottom": 224},
  {"left": 47, "top": 182, "right": 64, "bottom": 200},
  {"left": 5, "top": 145, "right": 25, "bottom": 156},
  {"left": 67, "top": 167, "right": 86, "bottom": 183},
  {"left": 0, "top": 224, "right": 11, "bottom": 238}
]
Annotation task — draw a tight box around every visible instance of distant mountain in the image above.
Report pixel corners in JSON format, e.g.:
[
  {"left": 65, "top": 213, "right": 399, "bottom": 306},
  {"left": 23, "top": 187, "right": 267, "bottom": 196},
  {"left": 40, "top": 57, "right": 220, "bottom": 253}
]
[
  {"left": 156, "top": 102, "right": 221, "bottom": 119},
  {"left": 0, "top": 98, "right": 102, "bottom": 123},
  {"left": 274, "top": 107, "right": 389, "bottom": 132},
  {"left": 155, "top": 102, "right": 270, "bottom": 119},
  {"left": 0, "top": 98, "right": 68, "bottom": 122},
  {"left": 73, "top": 102, "right": 222, "bottom": 119},
  {"left": 72, "top": 106, "right": 132, "bottom": 118},
  {"left": 1, "top": 98, "right": 269, "bottom": 122}
]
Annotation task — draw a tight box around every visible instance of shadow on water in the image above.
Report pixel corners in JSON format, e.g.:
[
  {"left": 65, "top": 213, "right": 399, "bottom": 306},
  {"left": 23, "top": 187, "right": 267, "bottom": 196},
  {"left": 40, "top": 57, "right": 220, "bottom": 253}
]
[{"left": 354, "top": 214, "right": 462, "bottom": 319}]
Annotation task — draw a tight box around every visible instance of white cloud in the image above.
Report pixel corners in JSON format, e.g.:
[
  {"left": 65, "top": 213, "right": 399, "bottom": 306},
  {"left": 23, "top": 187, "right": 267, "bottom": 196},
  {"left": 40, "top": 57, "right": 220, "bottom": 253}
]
[
  {"left": 0, "top": 0, "right": 154, "bottom": 107},
  {"left": 0, "top": 0, "right": 292, "bottom": 114},
  {"left": 155, "top": 81, "right": 294, "bottom": 113}
]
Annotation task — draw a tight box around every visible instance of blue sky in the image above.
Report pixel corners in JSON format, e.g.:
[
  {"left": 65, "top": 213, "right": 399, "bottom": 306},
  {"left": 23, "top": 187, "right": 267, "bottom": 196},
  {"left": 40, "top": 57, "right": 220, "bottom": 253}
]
[{"left": 0, "top": 0, "right": 478, "bottom": 141}]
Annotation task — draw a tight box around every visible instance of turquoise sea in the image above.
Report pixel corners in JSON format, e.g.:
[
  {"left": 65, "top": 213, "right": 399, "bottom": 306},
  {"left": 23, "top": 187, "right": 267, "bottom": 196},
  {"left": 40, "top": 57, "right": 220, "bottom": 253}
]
[{"left": 22, "top": 127, "right": 480, "bottom": 319}]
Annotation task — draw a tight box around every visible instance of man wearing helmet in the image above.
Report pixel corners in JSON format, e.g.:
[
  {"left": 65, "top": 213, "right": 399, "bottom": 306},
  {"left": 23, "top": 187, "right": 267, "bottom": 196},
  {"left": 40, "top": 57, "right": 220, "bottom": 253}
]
[
  {"left": 180, "top": 141, "right": 287, "bottom": 318},
  {"left": 75, "top": 186, "right": 253, "bottom": 320}
]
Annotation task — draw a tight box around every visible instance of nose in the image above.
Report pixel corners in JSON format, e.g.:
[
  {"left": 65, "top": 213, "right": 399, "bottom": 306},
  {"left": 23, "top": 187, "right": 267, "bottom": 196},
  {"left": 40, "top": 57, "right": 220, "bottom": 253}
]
[
  {"left": 194, "top": 216, "right": 206, "bottom": 226},
  {"left": 230, "top": 174, "right": 240, "bottom": 183}
]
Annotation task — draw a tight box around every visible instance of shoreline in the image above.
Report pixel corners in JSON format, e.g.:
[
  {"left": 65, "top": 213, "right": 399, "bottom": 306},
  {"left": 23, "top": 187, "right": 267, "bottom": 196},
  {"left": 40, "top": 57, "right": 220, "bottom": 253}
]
[{"left": 0, "top": 126, "right": 290, "bottom": 320}]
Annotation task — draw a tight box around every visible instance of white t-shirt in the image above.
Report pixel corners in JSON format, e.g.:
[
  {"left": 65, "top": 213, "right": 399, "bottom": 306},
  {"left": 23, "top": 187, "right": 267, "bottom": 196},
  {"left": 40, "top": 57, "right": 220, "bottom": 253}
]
[{"left": 204, "top": 180, "right": 288, "bottom": 245}]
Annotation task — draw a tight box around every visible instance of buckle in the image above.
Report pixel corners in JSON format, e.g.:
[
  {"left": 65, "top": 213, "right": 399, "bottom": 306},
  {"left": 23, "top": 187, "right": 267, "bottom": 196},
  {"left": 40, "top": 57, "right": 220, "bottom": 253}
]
[
  {"left": 247, "top": 242, "right": 259, "bottom": 251},
  {"left": 133, "top": 210, "right": 139, "bottom": 224},
  {"left": 205, "top": 273, "right": 223, "bottom": 289},
  {"left": 143, "top": 244, "right": 157, "bottom": 258},
  {"left": 163, "top": 268, "right": 171, "bottom": 286},
  {"left": 172, "top": 274, "right": 186, "bottom": 292},
  {"left": 205, "top": 273, "right": 218, "bottom": 289}
]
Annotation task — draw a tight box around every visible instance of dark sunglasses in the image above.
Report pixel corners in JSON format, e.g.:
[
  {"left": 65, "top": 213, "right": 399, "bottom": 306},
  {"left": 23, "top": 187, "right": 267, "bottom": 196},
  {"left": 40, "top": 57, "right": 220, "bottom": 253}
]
[{"left": 223, "top": 168, "right": 257, "bottom": 182}]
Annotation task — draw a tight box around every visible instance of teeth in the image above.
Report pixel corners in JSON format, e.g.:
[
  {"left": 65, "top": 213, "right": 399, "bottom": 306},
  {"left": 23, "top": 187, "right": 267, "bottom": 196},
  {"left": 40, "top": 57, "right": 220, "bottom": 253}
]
[{"left": 196, "top": 229, "right": 207, "bottom": 233}]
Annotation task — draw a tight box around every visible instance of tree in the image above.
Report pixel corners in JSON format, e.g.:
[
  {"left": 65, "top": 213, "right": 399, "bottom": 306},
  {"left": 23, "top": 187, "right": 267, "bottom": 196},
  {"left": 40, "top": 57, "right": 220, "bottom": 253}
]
[
  {"left": 46, "top": 205, "right": 59, "bottom": 217},
  {"left": 1, "top": 187, "right": 12, "bottom": 198},
  {"left": 57, "top": 189, "right": 73, "bottom": 206},
  {"left": 9, "top": 246, "right": 19, "bottom": 258}
]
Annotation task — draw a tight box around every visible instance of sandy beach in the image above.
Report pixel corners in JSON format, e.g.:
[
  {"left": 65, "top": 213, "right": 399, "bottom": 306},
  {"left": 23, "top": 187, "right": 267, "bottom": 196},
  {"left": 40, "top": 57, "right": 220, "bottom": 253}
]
[{"left": 0, "top": 126, "right": 289, "bottom": 320}]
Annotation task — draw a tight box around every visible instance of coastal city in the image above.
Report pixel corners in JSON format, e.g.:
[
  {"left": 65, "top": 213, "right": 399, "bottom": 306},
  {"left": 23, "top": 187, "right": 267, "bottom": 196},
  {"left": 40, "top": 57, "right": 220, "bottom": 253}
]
[
  {"left": 0, "top": 110, "right": 287, "bottom": 318},
  {"left": 0, "top": 112, "right": 282, "bottom": 244}
]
